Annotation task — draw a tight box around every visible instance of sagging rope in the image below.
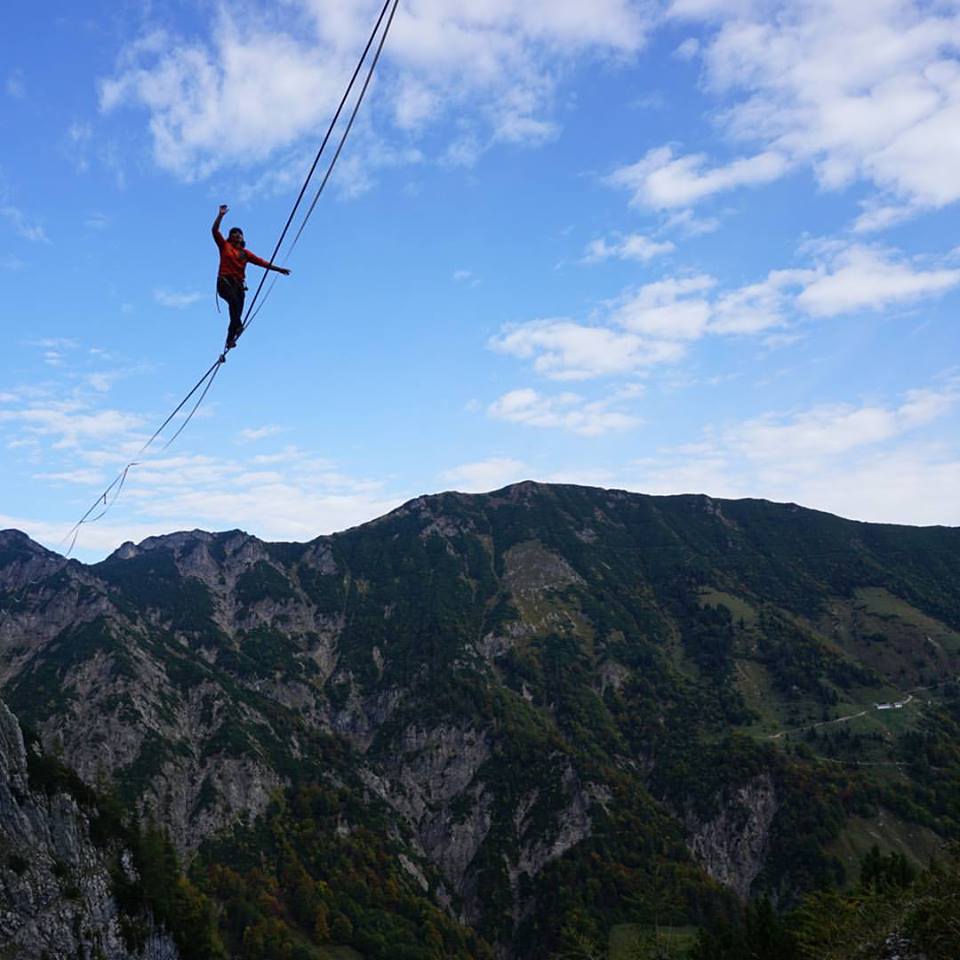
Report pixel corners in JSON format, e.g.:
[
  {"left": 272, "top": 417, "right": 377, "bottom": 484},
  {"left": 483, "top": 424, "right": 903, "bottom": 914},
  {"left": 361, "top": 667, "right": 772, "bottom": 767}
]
[
  {"left": 62, "top": 355, "right": 224, "bottom": 554},
  {"left": 61, "top": 0, "right": 400, "bottom": 556}
]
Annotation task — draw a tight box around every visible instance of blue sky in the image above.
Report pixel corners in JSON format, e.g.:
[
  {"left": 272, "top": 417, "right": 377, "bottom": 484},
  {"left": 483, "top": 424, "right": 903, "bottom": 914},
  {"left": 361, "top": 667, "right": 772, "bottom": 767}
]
[{"left": 2, "top": 0, "right": 959, "bottom": 560}]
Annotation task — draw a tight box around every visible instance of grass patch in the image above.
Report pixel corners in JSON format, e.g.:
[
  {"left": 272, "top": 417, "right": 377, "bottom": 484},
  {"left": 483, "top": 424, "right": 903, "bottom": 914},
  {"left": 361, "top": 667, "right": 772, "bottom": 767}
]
[
  {"left": 609, "top": 924, "right": 698, "bottom": 959},
  {"left": 854, "top": 589, "right": 960, "bottom": 639},
  {"left": 314, "top": 948, "right": 364, "bottom": 960},
  {"left": 698, "top": 588, "right": 758, "bottom": 627},
  {"left": 830, "top": 813, "right": 944, "bottom": 884}
]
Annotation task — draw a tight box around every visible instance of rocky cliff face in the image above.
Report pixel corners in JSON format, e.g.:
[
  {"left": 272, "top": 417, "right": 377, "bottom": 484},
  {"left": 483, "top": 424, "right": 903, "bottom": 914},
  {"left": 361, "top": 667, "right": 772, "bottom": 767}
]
[
  {"left": 1, "top": 483, "right": 958, "bottom": 958},
  {"left": 0, "top": 696, "right": 179, "bottom": 960},
  {"left": 686, "top": 774, "right": 778, "bottom": 899}
]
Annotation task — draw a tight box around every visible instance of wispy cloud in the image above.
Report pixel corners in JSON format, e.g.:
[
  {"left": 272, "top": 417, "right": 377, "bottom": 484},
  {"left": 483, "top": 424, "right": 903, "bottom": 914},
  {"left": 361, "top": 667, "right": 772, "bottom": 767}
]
[
  {"left": 34, "top": 468, "right": 108, "bottom": 486},
  {"left": 488, "top": 387, "right": 640, "bottom": 436},
  {"left": 4, "top": 440, "right": 410, "bottom": 560},
  {"left": 26, "top": 338, "right": 80, "bottom": 350},
  {"left": 607, "top": 146, "right": 790, "bottom": 209},
  {"left": 0, "top": 349, "right": 408, "bottom": 557},
  {"left": 581, "top": 232, "right": 675, "bottom": 263},
  {"left": 492, "top": 242, "right": 959, "bottom": 383},
  {"left": 613, "top": 275, "right": 716, "bottom": 339},
  {"left": 632, "top": 381, "right": 960, "bottom": 525},
  {"left": 118, "top": 452, "right": 407, "bottom": 547},
  {"left": 660, "top": 1, "right": 960, "bottom": 224},
  {"left": 453, "top": 268, "right": 480, "bottom": 286},
  {"left": 796, "top": 246, "right": 960, "bottom": 317},
  {"left": 238, "top": 425, "right": 284, "bottom": 443},
  {"left": 153, "top": 289, "right": 205, "bottom": 309},
  {"left": 439, "top": 457, "right": 529, "bottom": 491},
  {"left": 99, "top": 1, "right": 650, "bottom": 180},
  {"left": 674, "top": 37, "right": 700, "bottom": 61},
  {"left": 1, "top": 205, "right": 48, "bottom": 243},
  {"left": 0, "top": 401, "right": 145, "bottom": 449},
  {"left": 490, "top": 319, "right": 686, "bottom": 381}
]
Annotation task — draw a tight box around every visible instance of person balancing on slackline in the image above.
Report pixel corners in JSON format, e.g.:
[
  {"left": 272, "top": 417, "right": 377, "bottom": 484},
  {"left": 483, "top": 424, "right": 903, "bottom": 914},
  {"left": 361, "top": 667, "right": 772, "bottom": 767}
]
[{"left": 212, "top": 204, "right": 291, "bottom": 351}]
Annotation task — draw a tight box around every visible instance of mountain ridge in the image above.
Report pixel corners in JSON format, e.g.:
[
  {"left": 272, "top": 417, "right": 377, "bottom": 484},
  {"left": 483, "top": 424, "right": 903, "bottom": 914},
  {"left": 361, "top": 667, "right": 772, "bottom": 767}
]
[
  {"left": 1, "top": 482, "right": 958, "bottom": 958},
  {"left": 4, "top": 481, "right": 958, "bottom": 576}
]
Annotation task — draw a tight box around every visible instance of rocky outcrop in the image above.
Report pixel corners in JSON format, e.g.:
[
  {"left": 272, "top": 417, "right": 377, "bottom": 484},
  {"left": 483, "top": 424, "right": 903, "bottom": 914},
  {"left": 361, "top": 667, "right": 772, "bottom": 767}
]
[
  {"left": 360, "top": 723, "right": 493, "bottom": 898},
  {"left": 0, "top": 697, "right": 178, "bottom": 959},
  {"left": 686, "top": 774, "right": 778, "bottom": 898},
  {"left": 504, "top": 768, "right": 611, "bottom": 926}
]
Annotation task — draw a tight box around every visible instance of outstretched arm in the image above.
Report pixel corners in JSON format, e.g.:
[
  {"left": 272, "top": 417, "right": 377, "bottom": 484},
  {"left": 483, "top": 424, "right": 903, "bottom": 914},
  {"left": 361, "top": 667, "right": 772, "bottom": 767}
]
[
  {"left": 245, "top": 250, "right": 291, "bottom": 275},
  {"left": 212, "top": 204, "right": 227, "bottom": 247}
]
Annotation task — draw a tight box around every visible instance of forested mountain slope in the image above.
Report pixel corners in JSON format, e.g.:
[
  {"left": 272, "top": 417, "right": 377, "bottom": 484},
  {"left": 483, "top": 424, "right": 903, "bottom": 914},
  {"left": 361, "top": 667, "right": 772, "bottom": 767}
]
[{"left": 1, "top": 482, "right": 958, "bottom": 958}]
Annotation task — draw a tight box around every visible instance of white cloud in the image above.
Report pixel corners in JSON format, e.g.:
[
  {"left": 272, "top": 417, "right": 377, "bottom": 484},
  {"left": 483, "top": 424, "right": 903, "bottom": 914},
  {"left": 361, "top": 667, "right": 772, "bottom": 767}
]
[
  {"left": 851, "top": 201, "right": 917, "bottom": 234},
  {"left": 0, "top": 205, "right": 48, "bottom": 243},
  {"left": 668, "top": 0, "right": 759, "bottom": 16},
  {"left": 631, "top": 381, "right": 960, "bottom": 525},
  {"left": 34, "top": 469, "right": 107, "bottom": 486},
  {"left": 666, "top": 1, "right": 960, "bottom": 221},
  {"left": 443, "top": 136, "right": 483, "bottom": 167},
  {"left": 727, "top": 388, "right": 957, "bottom": 463},
  {"left": 582, "top": 232, "right": 675, "bottom": 263},
  {"left": 607, "top": 145, "right": 790, "bottom": 208},
  {"left": 393, "top": 76, "right": 441, "bottom": 130},
  {"left": 26, "top": 338, "right": 79, "bottom": 350},
  {"left": 0, "top": 512, "right": 163, "bottom": 560},
  {"left": 488, "top": 387, "right": 640, "bottom": 435},
  {"left": 494, "top": 239, "right": 958, "bottom": 385},
  {"left": 122, "top": 451, "right": 406, "bottom": 540},
  {"left": 153, "top": 289, "right": 205, "bottom": 309},
  {"left": 495, "top": 114, "right": 558, "bottom": 145},
  {"left": 796, "top": 246, "right": 960, "bottom": 317},
  {"left": 770, "top": 446, "right": 960, "bottom": 526},
  {"left": 68, "top": 122, "right": 92, "bottom": 145},
  {"left": 238, "top": 425, "right": 284, "bottom": 443},
  {"left": 662, "top": 208, "right": 721, "bottom": 235},
  {"left": 490, "top": 319, "right": 686, "bottom": 380},
  {"left": 100, "top": 0, "right": 650, "bottom": 180},
  {"left": 674, "top": 37, "right": 700, "bottom": 61},
  {"left": 613, "top": 275, "right": 715, "bottom": 339},
  {"left": 490, "top": 272, "right": 784, "bottom": 385},
  {"left": 234, "top": 125, "right": 422, "bottom": 202},
  {"left": 0, "top": 402, "right": 145, "bottom": 449},
  {"left": 710, "top": 268, "right": 811, "bottom": 334},
  {"left": 1, "top": 479, "right": 407, "bottom": 562},
  {"left": 439, "top": 457, "right": 529, "bottom": 491},
  {"left": 87, "top": 373, "right": 117, "bottom": 393},
  {"left": 4, "top": 437, "right": 411, "bottom": 560},
  {"left": 100, "top": 25, "right": 348, "bottom": 179}
]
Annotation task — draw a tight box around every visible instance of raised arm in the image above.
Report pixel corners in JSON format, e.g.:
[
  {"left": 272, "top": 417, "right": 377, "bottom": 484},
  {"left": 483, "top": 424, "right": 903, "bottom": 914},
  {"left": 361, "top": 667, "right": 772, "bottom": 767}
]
[{"left": 212, "top": 204, "right": 227, "bottom": 247}]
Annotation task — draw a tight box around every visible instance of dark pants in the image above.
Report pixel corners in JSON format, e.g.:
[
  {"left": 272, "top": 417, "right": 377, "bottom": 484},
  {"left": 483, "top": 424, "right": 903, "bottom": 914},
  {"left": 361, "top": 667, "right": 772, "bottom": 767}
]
[{"left": 217, "top": 276, "right": 245, "bottom": 345}]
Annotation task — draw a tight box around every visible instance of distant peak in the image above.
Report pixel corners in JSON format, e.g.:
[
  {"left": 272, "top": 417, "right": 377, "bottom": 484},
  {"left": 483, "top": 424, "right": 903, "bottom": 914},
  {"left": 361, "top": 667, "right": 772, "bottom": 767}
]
[
  {"left": 104, "top": 528, "right": 255, "bottom": 563},
  {"left": 0, "top": 529, "right": 57, "bottom": 557},
  {"left": 110, "top": 541, "right": 140, "bottom": 561}
]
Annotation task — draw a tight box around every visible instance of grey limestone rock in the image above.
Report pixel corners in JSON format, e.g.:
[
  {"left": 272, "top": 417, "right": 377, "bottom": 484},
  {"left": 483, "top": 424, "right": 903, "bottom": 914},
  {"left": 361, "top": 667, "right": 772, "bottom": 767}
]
[
  {"left": 0, "top": 697, "right": 179, "bottom": 959},
  {"left": 686, "top": 773, "right": 778, "bottom": 898}
]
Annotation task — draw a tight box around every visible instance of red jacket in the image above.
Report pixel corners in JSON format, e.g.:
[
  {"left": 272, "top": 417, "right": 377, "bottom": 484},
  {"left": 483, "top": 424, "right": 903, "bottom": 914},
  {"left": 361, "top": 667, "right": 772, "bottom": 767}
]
[{"left": 213, "top": 228, "right": 271, "bottom": 281}]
